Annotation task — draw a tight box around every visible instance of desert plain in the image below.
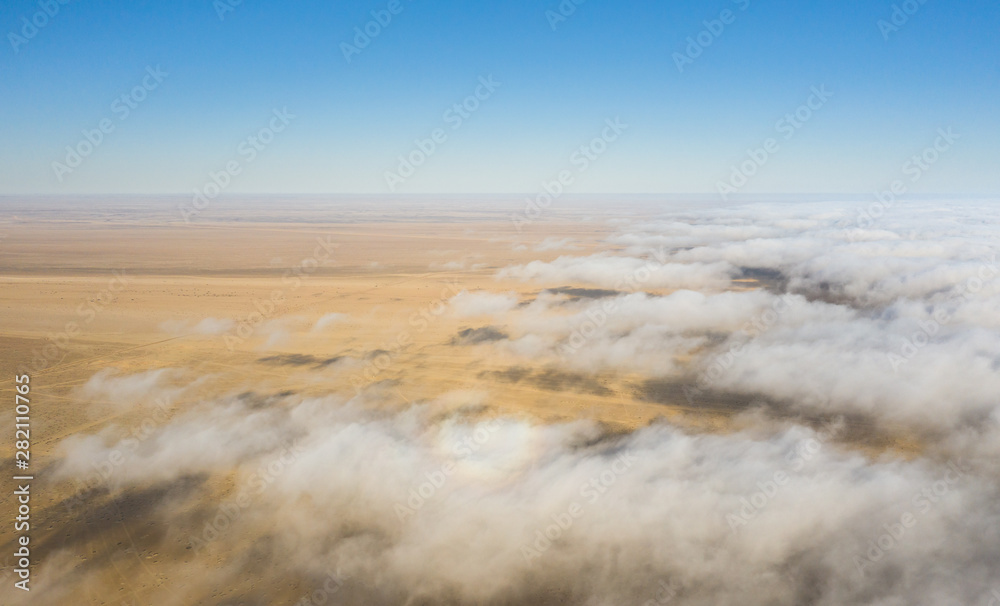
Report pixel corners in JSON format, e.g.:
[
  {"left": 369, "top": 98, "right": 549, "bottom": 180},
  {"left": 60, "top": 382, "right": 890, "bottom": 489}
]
[{"left": 0, "top": 197, "right": 995, "bottom": 606}]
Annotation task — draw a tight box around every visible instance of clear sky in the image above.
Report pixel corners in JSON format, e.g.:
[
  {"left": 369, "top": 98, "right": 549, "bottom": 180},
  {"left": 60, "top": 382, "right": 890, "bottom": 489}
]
[{"left": 1, "top": 0, "right": 997, "bottom": 195}]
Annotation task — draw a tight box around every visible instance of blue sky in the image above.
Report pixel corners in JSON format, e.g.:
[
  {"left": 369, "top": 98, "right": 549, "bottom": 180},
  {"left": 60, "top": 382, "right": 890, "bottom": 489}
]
[{"left": 1, "top": 0, "right": 997, "bottom": 195}]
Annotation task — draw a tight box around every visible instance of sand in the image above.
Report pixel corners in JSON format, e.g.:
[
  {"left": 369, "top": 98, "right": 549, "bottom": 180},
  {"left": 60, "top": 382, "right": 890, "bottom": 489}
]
[{"left": 0, "top": 202, "right": 916, "bottom": 604}]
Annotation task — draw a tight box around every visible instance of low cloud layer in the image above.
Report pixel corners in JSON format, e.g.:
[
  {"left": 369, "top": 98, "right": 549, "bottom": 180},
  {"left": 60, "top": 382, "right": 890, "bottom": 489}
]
[
  {"left": 484, "top": 200, "right": 1000, "bottom": 436},
  {"left": 29, "top": 199, "right": 1000, "bottom": 605},
  {"left": 47, "top": 384, "right": 1000, "bottom": 605},
  {"left": 497, "top": 254, "right": 735, "bottom": 291}
]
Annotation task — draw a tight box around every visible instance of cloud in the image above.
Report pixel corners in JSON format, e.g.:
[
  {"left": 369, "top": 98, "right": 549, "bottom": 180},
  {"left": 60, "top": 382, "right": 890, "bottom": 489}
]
[
  {"left": 254, "top": 318, "right": 297, "bottom": 351},
  {"left": 312, "top": 312, "right": 349, "bottom": 332},
  {"left": 193, "top": 317, "right": 236, "bottom": 335},
  {"left": 431, "top": 258, "right": 488, "bottom": 271},
  {"left": 489, "top": 289, "right": 790, "bottom": 374},
  {"left": 77, "top": 368, "right": 187, "bottom": 412},
  {"left": 534, "top": 237, "right": 581, "bottom": 252},
  {"left": 497, "top": 254, "right": 734, "bottom": 291},
  {"left": 487, "top": 201, "right": 1000, "bottom": 433},
  {"left": 34, "top": 199, "right": 1000, "bottom": 605},
  {"left": 449, "top": 290, "right": 519, "bottom": 317},
  {"left": 48, "top": 384, "right": 1000, "bottom": 605},
  {"left": 159, "top": 317, "right": 235, "bottom": 336}
]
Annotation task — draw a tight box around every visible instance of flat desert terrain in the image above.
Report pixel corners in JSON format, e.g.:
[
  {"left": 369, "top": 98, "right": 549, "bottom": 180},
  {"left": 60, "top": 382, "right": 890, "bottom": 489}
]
[{"left": 0, "top": 198, "right": 993, "bottom": 606}]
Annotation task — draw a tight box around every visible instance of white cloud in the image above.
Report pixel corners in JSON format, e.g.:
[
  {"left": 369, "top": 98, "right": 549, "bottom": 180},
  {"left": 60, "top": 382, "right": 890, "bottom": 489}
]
[
  {"left": 533, "top": 237, "right": 581, "bottom": 252},
  {"left": 312, "top": 312, "right": 349, "bottom": 332},
  {"left": 51, "top": 387, "right": 1000, "bottom": 605},
  {"left": 160, "top": 317, "right": 235, "bottom": 336},
  {"left": 497, "top": 254, "right": 734, "bottom": 291},
  {"left": 449, "top": 291, "right": 520, "bottom": 317}
]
